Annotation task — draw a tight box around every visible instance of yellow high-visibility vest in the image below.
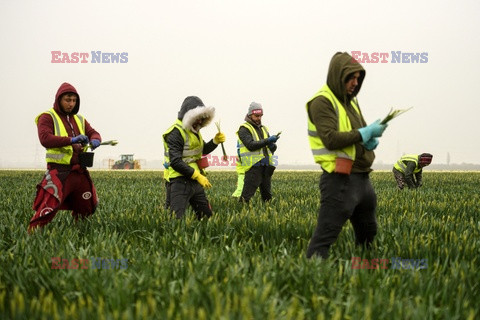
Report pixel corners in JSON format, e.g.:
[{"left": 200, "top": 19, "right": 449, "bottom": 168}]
[
  {"left": 163, "top": 119, "right": 204, "bottom": 179},
  {"left": 394, "top": 154, "right": 421, "bottom": 173},
  {"left": 35, "top": 108, "right": 85, "bottom": 165},
  {"left": 236, "top": 122, "right": 273, "bottom": 173},
  {"left": 306, "top": 85, "right": 360, "bottom": 173}
]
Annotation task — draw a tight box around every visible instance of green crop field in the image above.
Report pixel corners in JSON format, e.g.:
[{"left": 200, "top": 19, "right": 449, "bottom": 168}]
[{"left": 0, "top": 170, "right": 479, "bottom": 320}]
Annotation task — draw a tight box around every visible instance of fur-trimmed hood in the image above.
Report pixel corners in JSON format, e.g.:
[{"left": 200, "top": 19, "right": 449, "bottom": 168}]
[{"left": 178, "top": 96, "right": 215, "bottom": 133}]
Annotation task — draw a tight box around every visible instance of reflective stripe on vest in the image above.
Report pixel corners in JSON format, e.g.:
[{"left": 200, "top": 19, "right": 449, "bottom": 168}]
[
  {"left": 163, "top": 119, "right": 204, "bottom": 179},
  {"left": 236, "top": 122, "right": 273, "bottom": 172},
  {"left": 306, "top": 85, "right": 360, "bottom": 173},
  {"left": 394, "top": 154, "right": 421, "bottom": 173},
  {"left": 35, "top": 108, "right": 85, "bottom": 164}
]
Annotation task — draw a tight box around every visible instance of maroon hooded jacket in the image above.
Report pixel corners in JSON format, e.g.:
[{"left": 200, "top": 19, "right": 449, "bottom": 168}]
[{"left": 37, "top": 82, "right": 101, "bottom": 166}]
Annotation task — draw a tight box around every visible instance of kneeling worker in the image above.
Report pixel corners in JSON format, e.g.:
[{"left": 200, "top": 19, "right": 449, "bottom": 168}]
[{"left": 392, "top": 153, "right": 433, "bottom": 189}]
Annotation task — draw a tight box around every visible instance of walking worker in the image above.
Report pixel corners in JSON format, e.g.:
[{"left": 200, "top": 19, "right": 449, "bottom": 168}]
[
  {"left": 163, "top": 96, "right": 226, "bottom": 219},
  {"left": 305, "top": 52, "right": 388, "bottom": 259},
  {"left": 29, "top": 82, "right": 102, "bottom": 232},
  {"left": 236, "top": 102, "right": 279, "bottom": 203},
  {"left": 392, "top": 153, "right": 433, "bottom": 189}
]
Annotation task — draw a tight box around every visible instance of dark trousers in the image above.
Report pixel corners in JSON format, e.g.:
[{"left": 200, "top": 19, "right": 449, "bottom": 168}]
[
  {"left": 240, "top": 165, "right": 275, "bottom": 203},
  {"left": 164, "top": 180, "right": 171, "bottom": 209},
  {"left": 169, "top": 176, "right": 212, "bottom": 219},
  {"left": 306, "top": 172, "right": 378, "bottom": 259},
  {"left": 392, "top": 168, "right": 406, "bottom": 189}
]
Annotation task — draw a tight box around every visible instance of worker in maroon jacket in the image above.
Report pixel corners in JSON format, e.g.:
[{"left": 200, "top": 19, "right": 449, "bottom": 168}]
[{"left": 29, "top": 82, "right": 102, "bottom": 232}]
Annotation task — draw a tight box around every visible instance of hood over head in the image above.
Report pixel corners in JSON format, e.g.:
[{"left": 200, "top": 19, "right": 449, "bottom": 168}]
[
  {"left": 179, "top": 96, "right": 215, "bottom": 133},
  {"left": 326, "top": 52, "right": 366, "bottom": 102},
  {"left": 419, "top": 153, "right": 433, "bottom": 166},
  {"left": 53, "top": 82, "right": 80, "bottom": 115}
]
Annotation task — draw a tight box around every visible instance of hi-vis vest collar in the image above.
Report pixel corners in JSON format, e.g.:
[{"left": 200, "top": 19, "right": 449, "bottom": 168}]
[
  {"left": 163, "top": 119, "right": 204, "bottom": 179},
  {"left": 306, "top": 85, "right": 360, "bottom": 173},
  {"left": 237, "top": 122, "right": 273, "bottom": 172},
  {"left": 394, "top": 154, "right": 421, "bottom": 174},
  {"left": 35, "top": 108, "right": 85, "bottom": 164}
]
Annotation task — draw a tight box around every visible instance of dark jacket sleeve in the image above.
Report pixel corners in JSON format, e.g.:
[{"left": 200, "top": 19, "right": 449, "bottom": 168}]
[
  {"left": 403, "top": 161, "right": 418, "bottom": 188},
  {"left": 414, "top": 170, "right": 423, "bottom": 187},
  {"left": 308, "top": 96, "right": 362, "bottom": 150},
  {"left": 238, "top": 126, "right": 269, "bottom": 151},
  {"left": 203, "top": 139, "right": 218, "bottom": 155},
  {"left": 166, "top": 128, "right": 195, "bottom": 178}
]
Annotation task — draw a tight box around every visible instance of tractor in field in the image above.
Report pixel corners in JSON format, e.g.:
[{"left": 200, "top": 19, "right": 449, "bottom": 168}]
[{"left": 111, "top": 154, "right": 141, "bottom": 170}]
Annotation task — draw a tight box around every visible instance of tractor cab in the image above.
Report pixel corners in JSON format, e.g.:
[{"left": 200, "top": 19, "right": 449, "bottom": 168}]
[
  {"left": 112, "top": 154, "right": 140, "bottom": 169},
  {"left": 120, "top": 154, "right": 134, "bottom": 162}
]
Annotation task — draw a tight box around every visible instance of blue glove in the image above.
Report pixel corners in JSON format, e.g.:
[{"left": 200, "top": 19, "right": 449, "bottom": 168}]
[
  {"left": 266, "top": 135, "right": 279, "bottom": 143},
  {"left": 357, "top": 119, "right": 387, "bottom": 143},
  {"left": 268, "top": 143, "right": 277, "bottom": 152},
  {"left": 90, "top": 139, "right": 101, "bottom": 150},
  {"left": 71, "top": 135, "right": 89, "bottom": 145},
  {"left": 363, "top": 138, "right": 379, "bottom": 151}
]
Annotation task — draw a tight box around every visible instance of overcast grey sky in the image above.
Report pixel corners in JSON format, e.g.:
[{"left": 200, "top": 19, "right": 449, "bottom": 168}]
[{"left": 1, "top": 0, "right": 479, "bottom": 168}]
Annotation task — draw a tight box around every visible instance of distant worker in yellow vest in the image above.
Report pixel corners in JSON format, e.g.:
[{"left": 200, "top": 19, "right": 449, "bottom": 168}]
[
  {"left": 393, "top": 153, "right": 433, "bottom": 189},
  {"left": 236, "top": 102, "right": 279, "bottom": 203},
  {"left": 305, "top": 52, "right": 388, "bottom": 259},
  {"left": 29, "top": 82, "right": 102, "bottom": 232},
  {"left": 163, "top": 96, "right": 226, "bottom": 219}
]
